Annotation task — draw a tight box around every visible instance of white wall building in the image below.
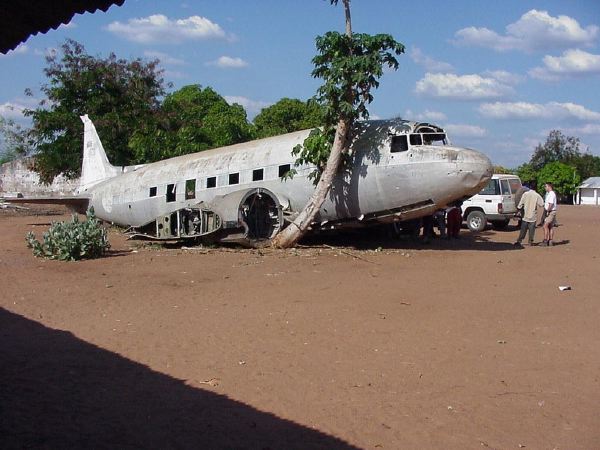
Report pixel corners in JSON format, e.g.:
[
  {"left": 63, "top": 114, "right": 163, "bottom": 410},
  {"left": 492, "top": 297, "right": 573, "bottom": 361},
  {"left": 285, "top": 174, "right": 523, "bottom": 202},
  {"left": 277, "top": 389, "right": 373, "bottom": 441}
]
[{"left": 574, "top": 177, "right": 600, "bottom": 205}]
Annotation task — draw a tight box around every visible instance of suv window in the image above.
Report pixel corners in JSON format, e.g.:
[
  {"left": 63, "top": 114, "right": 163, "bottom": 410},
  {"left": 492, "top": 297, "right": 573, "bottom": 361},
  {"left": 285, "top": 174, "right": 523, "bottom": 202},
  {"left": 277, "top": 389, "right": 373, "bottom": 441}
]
[
  {"left": 508, "top": 178, "right": 521, "bottom": 194},
  {"left": 500, "top": 179, "right": 510, "bottom": 195},
  {"left": 479, "top": 179, "right": 500, "bottom": 195}
]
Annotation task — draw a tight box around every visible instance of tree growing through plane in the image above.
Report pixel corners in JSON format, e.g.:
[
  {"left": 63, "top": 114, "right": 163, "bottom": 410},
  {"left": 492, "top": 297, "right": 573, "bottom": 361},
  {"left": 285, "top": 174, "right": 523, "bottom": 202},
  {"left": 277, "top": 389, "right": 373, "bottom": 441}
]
[{"left": 272, "top": 0, "right": 404, "bottom": 248}]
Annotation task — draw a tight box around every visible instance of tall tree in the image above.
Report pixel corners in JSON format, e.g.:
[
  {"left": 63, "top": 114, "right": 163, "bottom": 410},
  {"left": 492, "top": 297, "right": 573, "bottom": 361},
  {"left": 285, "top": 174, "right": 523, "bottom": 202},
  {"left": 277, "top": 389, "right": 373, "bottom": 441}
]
[
  {"left": 25, "top": 39, "right": 167, "bottom": 183},
  {"left": 530, "top": 130, "right": 580, "bottom": 171},
  {"left": 130, "top": 85, "right": 254, "bottom": 162},
  {"left": 253, "top": 98, "right": 324, "bottom": 138},
  {"left": 273, "top": 0, "right": 404, "bottom": 247}
]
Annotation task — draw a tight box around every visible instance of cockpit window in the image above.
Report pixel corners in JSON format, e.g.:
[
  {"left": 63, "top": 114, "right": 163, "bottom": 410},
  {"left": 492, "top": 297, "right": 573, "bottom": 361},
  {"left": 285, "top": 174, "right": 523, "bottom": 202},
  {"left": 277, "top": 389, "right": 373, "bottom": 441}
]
[
  {"left": 421, "top": 133, "right": 447, "bottom": 146},
  {"left": 409, "top": 134, "right": 422, "bottom": 146},
  {"left": 391, "top": 135, "right": 409, "bottom": 153}
]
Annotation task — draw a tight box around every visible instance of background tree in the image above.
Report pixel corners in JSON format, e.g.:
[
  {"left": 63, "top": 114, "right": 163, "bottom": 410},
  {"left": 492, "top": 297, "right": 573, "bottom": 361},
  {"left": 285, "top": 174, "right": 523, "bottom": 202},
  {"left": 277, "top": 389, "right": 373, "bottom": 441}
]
[
  {"left": 25, "top": 39, "right": 167, "bottom": 183},
  {"left": 0, "top": 114, "right": 33, "bottom": 164},
  {"left": 536, "top": 161, "right": 580, "bottom": 201},
  {"left": 492, "top": 165, "right": 513, "bottom": 174},
  {"left": 530, "top": 130, "right": 581, "bottom": 171},
  {"left": 516, "top": 162, "right": 538, "bottom": 188},
  {"left": 253, "top": 98, "right": 324, "bottom": 138},
  {"left": 129, "top": 85, "right": 254, "bottom": 162},
  {"left": 273, "top": 0, "right": 404, "bottom": 247}
]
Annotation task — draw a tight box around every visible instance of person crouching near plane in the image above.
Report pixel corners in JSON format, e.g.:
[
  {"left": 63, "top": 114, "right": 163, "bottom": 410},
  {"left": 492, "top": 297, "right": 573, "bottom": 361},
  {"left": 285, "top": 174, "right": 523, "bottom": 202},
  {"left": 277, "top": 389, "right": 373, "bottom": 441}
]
[
  {"left": 541, "top": 182, "right": 558, "bottom": 246},
  {"left": 513, "top": 185, "right": 544, "bottom": 248},
  {"left": 446, "top": 201, "right": 462, "bottom": 239}
]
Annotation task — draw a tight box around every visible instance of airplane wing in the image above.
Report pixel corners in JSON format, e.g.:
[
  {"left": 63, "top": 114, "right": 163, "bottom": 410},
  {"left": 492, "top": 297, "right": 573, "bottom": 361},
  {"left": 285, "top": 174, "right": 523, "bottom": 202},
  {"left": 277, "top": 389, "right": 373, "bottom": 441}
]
[{"left": 2, "top": 196, "right": 90, "bottom": 213}]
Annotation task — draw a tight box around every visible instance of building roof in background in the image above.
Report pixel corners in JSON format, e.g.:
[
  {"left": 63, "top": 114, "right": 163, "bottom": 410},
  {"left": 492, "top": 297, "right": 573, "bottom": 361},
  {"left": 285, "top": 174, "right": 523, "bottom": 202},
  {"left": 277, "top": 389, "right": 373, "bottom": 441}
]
[
  {"left": 0, "top": 0, "right": 125, "bottom": 54},
  {"left": 578, "top": 177, "right": 600, "bottom": 189}
]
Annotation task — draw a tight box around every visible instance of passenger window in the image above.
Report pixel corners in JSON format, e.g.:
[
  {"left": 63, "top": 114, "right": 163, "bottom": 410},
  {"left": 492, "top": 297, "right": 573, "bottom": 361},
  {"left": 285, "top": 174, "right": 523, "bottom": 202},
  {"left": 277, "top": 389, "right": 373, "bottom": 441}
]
[
  {"left": 185, "top": 179, "right": 196, "bottom": 200},
  {"left": 166, "top": 183, "right": 176, "bottom": 202},
  {"left": 500, "top": 179, "right": 510, "bottom": 195},
  {"left": 409, "top": 134, "right": 423, "bottom": 146},
  {"left": 252, "top": 168, "right": 264, "bottom": 181},
  {"left": 149, "top": 186, "right": 157, "bottom": 197},
  {"left": 278, "top": 164, "right": 291, "bottom": 178},
  {"left": 207, "top": 177, "right": 216, "bottom": 189},
  {"left": 391, "top": 135, "right": 408, "bottom": 153},
  {"left": 229, "top": 173, "right": 239, "bottom": 185}
]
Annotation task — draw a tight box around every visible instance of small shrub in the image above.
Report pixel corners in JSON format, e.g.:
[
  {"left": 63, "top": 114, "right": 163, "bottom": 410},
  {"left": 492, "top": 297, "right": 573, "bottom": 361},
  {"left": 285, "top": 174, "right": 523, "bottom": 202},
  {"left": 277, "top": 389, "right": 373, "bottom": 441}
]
[{"left": 26, "top": 207, "right": 110, "bottom": 261}]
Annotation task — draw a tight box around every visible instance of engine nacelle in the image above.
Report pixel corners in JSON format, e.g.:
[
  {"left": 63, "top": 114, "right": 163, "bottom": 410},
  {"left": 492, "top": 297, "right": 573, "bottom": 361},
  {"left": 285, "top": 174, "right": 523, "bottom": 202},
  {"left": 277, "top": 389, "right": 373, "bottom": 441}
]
[{"left": 209, "top": 188, "right": 284, "bottom": 246}]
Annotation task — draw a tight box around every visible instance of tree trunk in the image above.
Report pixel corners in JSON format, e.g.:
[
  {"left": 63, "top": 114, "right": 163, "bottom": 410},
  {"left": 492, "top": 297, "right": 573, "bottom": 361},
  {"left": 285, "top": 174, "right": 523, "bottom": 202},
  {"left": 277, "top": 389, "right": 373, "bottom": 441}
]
[
  {"left": 272, "top": 0, "right": 353, "bottom": 248},
  {"left": 272, "top": 119, "right": 349, "bottom": 247}
]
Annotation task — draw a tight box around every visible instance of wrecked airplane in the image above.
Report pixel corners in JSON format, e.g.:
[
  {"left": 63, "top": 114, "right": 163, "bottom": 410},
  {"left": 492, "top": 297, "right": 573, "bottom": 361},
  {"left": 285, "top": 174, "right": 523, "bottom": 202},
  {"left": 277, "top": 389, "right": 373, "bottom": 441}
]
[{"left": 8, "top": 115, "right": 493, "bottom": 246}]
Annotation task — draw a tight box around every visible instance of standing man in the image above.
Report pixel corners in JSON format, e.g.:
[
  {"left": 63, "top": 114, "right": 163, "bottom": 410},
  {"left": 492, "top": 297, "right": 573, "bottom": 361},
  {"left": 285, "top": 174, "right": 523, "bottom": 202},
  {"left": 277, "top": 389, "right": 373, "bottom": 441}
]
[
  {"left": 541, "top": 182, "right": 558, "bottom": 246},
  {"left": 513, "top": 186, "right": 544, "bottom": 247}
]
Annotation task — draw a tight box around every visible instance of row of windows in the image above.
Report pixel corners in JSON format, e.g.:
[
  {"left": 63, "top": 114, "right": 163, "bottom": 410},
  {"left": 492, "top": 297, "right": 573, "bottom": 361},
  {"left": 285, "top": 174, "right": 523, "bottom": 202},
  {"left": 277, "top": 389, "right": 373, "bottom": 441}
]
[
  {"left": 148, "top": 163, "right": 292, "bottom": 202},
  {"left": 391, "top": 132, "right": 448, "bottom": 153}
]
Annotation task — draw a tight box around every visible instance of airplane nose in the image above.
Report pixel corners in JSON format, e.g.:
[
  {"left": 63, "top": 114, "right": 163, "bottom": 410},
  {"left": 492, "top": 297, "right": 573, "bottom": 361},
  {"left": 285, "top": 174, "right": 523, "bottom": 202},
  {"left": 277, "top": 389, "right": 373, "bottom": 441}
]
[{"left": 455, "top": 148, "right": 493, "bottom": 190}]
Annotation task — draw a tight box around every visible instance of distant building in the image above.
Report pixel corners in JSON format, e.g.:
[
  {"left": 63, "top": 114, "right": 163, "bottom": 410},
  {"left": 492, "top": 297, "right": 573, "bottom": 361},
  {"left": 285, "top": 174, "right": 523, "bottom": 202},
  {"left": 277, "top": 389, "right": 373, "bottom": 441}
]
[{"left": 574, "top": 177, "right": 600, "bottom": 206}]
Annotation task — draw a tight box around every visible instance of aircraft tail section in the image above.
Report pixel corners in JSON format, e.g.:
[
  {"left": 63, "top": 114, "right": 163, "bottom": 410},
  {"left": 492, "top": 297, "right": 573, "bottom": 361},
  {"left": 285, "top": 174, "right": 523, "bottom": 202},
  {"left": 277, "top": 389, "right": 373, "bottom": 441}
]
[{"left": 79, "top": 114, "right": 120, "bottom": 191}]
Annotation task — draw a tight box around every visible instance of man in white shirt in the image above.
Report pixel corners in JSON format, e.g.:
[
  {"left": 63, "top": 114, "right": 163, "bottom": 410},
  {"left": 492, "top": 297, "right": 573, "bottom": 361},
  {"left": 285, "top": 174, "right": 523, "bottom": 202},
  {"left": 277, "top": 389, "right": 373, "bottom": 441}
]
[
  {"left": 541, "top": 182, "right": 558, "bottom": 246},
  {"left": 514, "top": 186, "right": 544, "bottom": 247}
]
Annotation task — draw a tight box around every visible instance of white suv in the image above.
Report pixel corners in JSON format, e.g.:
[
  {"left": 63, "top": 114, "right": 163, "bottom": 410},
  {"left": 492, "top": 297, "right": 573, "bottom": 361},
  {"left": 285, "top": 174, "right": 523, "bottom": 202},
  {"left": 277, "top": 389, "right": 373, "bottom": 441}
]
[{"left": 462, "top": 174, "right": 522, "bottom": 232}]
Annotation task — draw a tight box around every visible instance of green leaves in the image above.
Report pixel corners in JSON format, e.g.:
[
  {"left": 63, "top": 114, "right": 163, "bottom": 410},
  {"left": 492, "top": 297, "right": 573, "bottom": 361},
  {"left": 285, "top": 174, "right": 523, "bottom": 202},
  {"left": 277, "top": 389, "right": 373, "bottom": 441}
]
[
  {"left": 254, "top": 98, "right": 324, "bottom": 139},
  {"left": 25, "top": 39, "right": 167, "bottom": 183},
  {"left": 129, "top": 85, "right": 254, "bottom": 162},
  {"left": 293, "top": 30, "right": 404, "bottom": 183},
  {"left": 536, "top": 162, "right": 581, "bottom": 196},
  {"left": 26, "top": 207, "right": 110, "bottom": 261}
]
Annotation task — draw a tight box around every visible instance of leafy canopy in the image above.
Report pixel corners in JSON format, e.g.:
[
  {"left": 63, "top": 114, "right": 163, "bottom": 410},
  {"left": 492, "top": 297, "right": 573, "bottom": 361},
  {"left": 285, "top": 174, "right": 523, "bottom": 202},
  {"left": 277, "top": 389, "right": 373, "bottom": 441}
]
[
  {"left": 253, "top": 98, "right": 324, "bottom": 139},
  {"left": 536, "top": 161, "right": 581, "bottom": 196},
  {"left": 25, "top": 39, "right": 167, "bottom": 183},
  {"left": 292, "top": 31, "right": 404, "bottom": 181},
  {"left": 129, "top": 85, "right": 254, "bottom": 162}
]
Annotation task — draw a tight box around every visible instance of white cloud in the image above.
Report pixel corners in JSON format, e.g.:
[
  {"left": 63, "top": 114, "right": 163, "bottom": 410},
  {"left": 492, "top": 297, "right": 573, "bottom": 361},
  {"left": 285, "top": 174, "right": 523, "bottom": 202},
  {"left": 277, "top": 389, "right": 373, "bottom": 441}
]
[
  {"left": 562, "top": 124, "right": 600, "bottom": 135},
  {"left": 0, "top": 102, "right": 28, "bottom": 120},
  {"left": 479, "top": 101, "right": 600, "bottom": 121},
  {"left": 106, "top": 14, "right": 228, "bottom": 44},
  {"left": 444, "top": 124, "right": 487, "bottom": 137},
  {"left": 143, "top": 50, "right": 185, "bottom": 65},
  {"left": 529, "top": 49, "right": 600, "bottom": 81},
  {"left": 415, "top": 72, "right": 514, "bottom": 100},
  {"left": 224, "top": 96, "right": 271, "bottom": 118},
  {"left": 454, "top": 9, "right": 599, "bottom": 52},
  {"left": 483, "top": 70, "right": 524, "bottom": 85},
  {"left": 409, "top": 47, "right": 454, "bottom": 72},
  {"left": 207, "top": 56, "right": 248, "bottom": 69},
  {"left": 404, "top": 109, "right": 447, "bottom": 122},
  {"left": 0, "top": 43, "right": 28, "bottom": 57}
]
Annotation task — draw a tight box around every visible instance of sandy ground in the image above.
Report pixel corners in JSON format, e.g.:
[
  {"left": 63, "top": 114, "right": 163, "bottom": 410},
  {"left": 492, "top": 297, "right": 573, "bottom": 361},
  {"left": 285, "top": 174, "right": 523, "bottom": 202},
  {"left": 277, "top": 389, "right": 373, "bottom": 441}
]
[{"left": 1, "top": 204, "right": 599, "bottom": 449}]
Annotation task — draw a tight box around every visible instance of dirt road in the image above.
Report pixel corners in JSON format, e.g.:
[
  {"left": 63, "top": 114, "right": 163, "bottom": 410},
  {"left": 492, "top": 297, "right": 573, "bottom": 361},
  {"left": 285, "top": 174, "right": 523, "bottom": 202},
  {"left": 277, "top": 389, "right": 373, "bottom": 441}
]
[{"left": 1, "top": 205, "right": 599, "bottom": 449}]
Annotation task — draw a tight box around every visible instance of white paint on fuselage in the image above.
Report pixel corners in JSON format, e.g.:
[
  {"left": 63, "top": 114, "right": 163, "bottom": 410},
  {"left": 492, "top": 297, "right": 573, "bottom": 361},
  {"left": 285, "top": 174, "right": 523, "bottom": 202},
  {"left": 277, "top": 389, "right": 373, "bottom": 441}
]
[{"left": 85, "top": 119, "right": 493, "bottom": 228}]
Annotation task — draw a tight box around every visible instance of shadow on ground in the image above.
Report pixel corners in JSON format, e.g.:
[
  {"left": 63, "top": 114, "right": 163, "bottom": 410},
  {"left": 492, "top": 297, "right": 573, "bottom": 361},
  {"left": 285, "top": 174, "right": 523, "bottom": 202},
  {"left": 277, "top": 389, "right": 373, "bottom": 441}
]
[{"left": 0, "top": 308, "right": 357, "bottom": 450}]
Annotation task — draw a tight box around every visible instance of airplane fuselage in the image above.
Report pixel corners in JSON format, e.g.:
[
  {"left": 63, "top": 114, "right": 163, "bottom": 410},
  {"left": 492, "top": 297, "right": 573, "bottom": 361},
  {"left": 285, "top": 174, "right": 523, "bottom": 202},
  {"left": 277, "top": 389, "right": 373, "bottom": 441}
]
[{"left": 78, "top": 118, "right": 492, "bottom": 242}]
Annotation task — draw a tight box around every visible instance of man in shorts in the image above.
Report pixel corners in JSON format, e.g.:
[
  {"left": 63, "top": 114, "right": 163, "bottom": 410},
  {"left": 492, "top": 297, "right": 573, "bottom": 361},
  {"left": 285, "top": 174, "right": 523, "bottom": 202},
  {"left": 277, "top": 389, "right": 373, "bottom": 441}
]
[{"left": 541, "top": 182, "right": 558, "bottom": 246}]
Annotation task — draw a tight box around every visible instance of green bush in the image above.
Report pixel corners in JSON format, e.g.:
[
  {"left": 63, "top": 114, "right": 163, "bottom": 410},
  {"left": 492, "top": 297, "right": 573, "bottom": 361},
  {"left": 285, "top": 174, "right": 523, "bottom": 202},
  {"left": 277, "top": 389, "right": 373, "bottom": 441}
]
[{"left": 26, "top": 207, "right": 110, "bottom": 261}]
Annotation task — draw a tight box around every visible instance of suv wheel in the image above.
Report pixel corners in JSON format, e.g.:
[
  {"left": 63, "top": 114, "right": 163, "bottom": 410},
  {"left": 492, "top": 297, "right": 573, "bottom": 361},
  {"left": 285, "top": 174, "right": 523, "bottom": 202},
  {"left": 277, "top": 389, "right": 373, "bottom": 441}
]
[{"left": 467, "top": 210, "right": 487, "bottom": 232}]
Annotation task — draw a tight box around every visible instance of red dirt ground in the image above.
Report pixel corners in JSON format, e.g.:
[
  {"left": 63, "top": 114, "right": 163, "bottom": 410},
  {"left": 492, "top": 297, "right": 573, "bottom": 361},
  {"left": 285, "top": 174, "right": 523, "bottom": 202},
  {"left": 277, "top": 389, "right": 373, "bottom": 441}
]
[{"left": 1, "top": 204, "right": 599, "bottom": 449}]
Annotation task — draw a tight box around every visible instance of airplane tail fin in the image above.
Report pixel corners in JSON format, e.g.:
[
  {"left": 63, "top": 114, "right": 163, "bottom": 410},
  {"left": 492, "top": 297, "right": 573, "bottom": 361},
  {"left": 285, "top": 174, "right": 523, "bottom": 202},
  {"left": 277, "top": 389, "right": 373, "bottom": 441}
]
[{"left": 79, "top": 114, "right": 120, "bottom": 191}]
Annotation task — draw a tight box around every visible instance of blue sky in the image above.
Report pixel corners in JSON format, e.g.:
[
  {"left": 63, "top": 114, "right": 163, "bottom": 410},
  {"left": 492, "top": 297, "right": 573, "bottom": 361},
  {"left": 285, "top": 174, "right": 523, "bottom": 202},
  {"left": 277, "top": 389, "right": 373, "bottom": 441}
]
[{"left": 1, "top": 0, "right": 599, "bottom": 167}]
